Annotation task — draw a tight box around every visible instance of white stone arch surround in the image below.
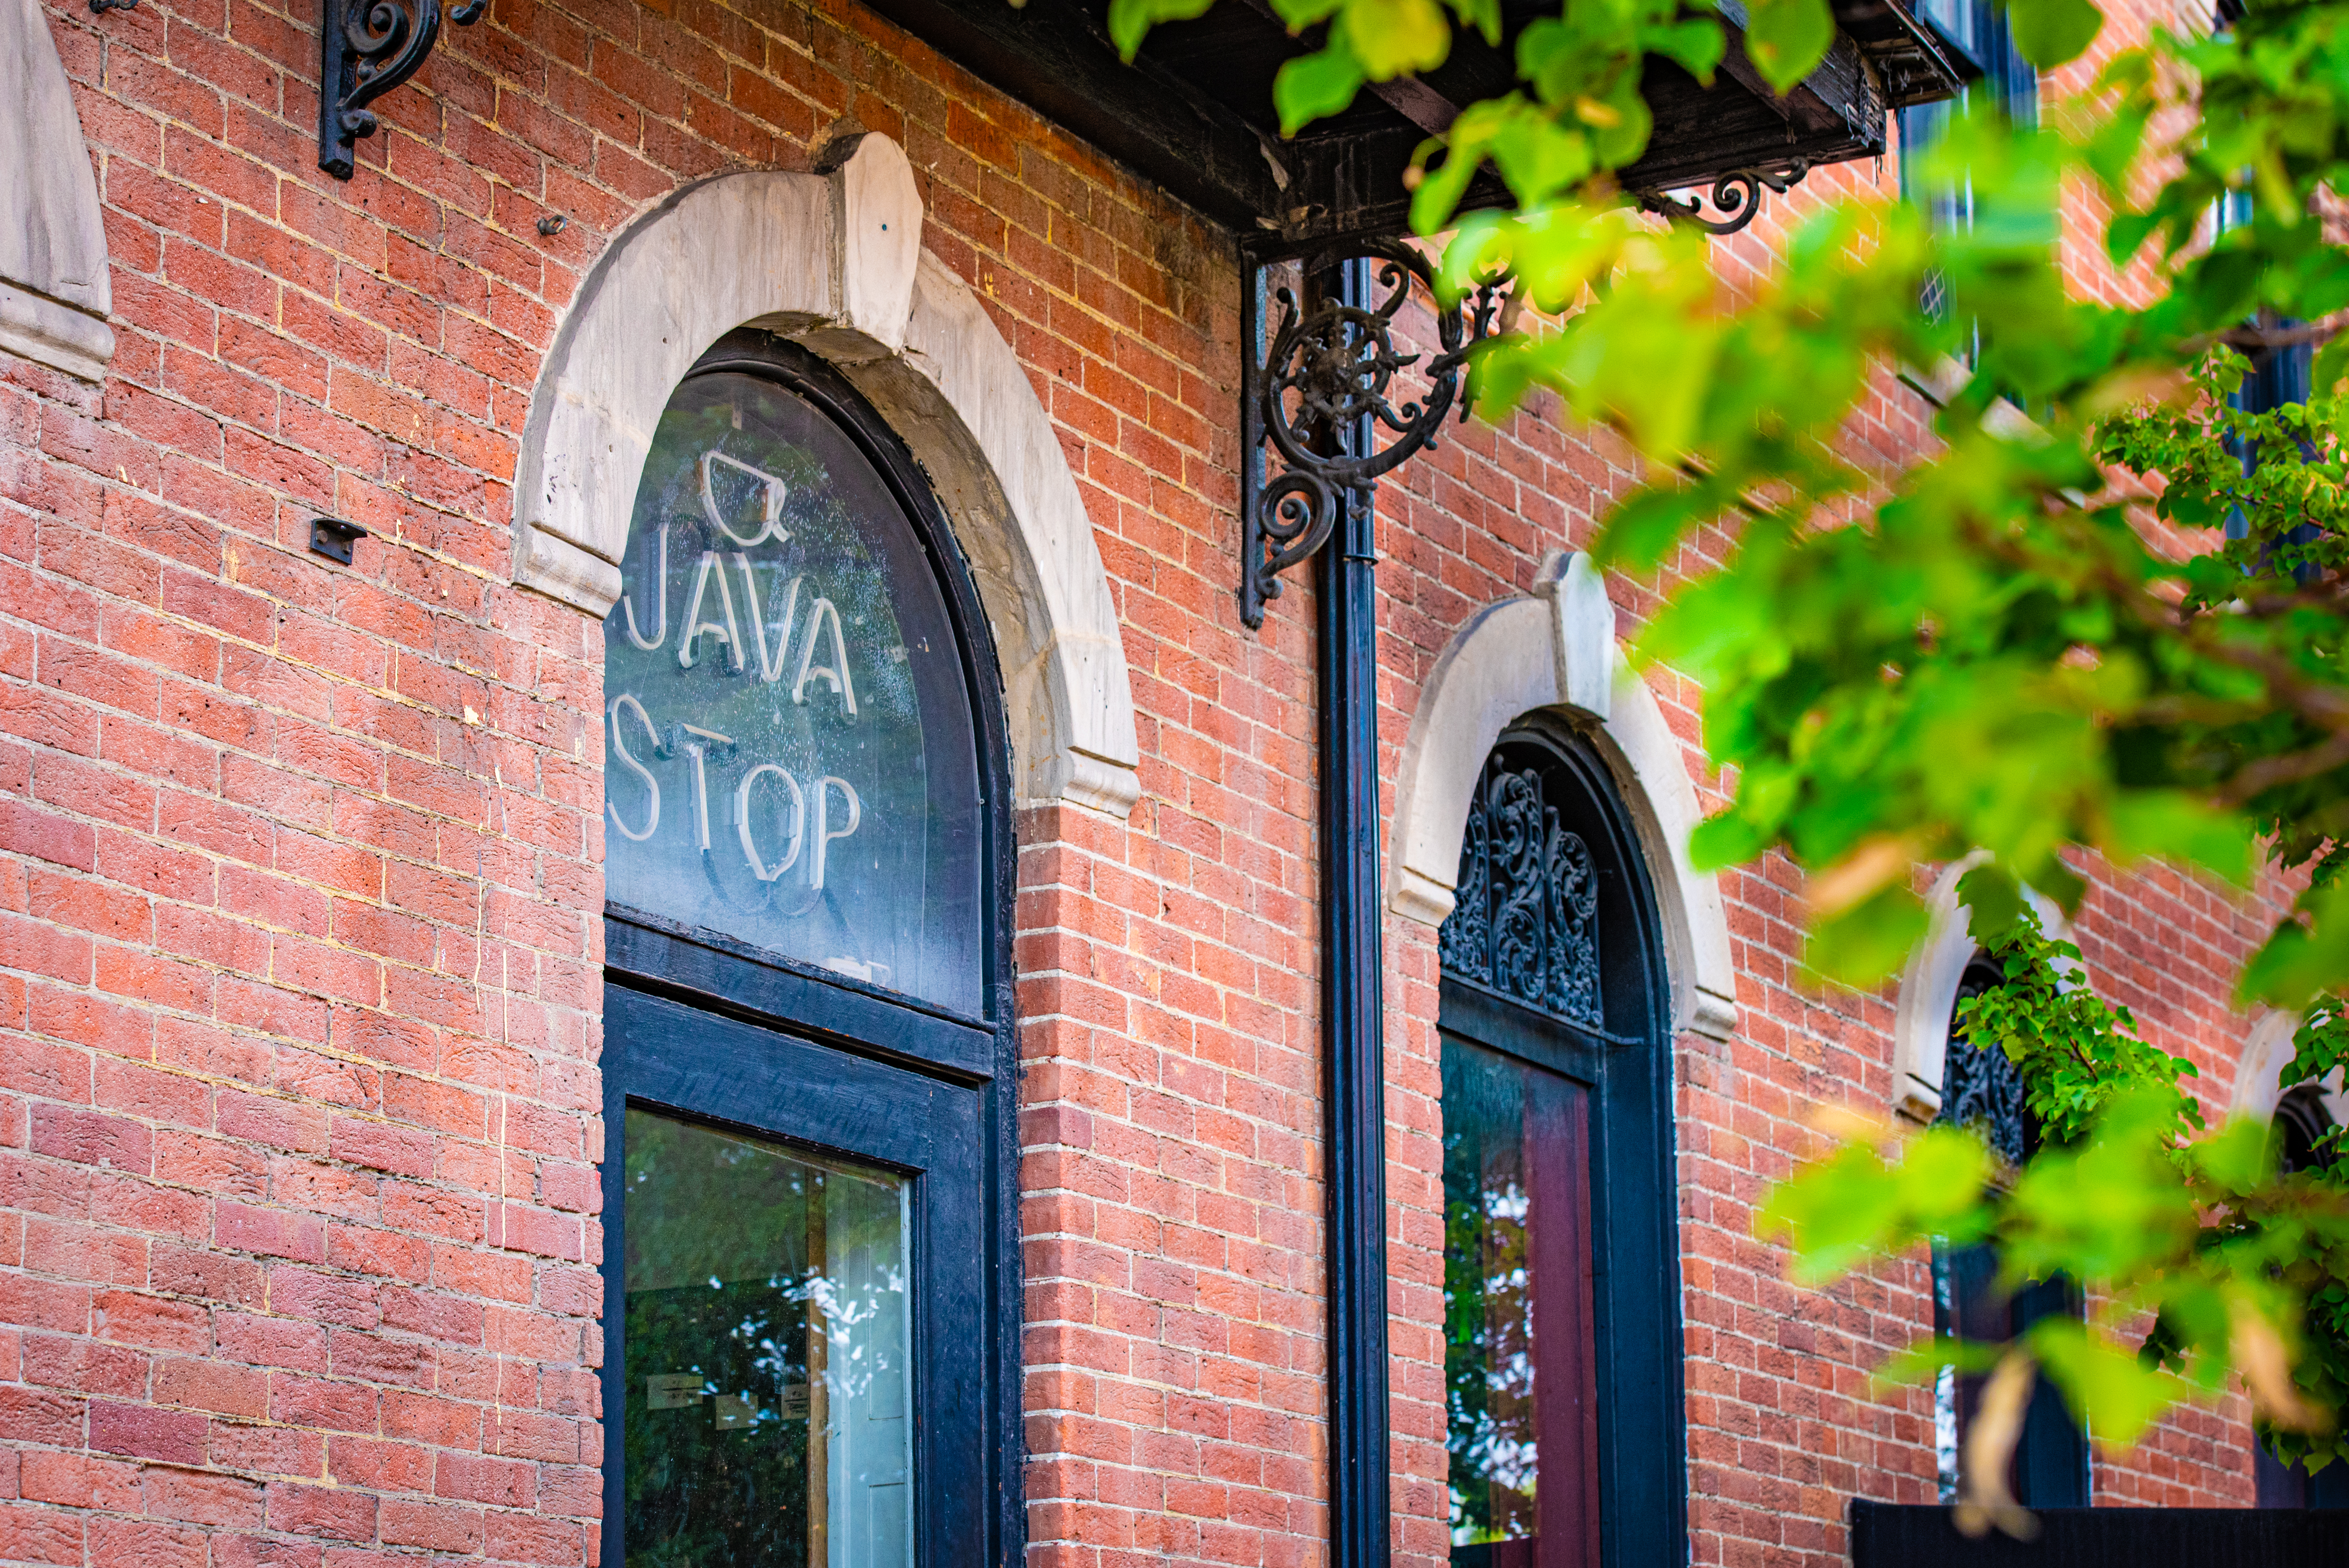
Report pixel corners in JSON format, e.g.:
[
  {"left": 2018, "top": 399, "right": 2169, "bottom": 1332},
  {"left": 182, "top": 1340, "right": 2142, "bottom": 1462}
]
[
  {"left": 1891, "top": 856, "right": 2070, "bottom": 1123},
  {"left": 1390, "top": 554, "right": 1738, "bottom": 1041},
  {"left": 511, "top": 134, "right": 1141, "bottom": 817}
]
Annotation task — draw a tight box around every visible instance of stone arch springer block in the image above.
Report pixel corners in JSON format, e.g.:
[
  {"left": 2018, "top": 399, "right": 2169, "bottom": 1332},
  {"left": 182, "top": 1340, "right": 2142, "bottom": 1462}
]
[
  {"left": 1390, "top": 552, "right": 1738, "bottom": 1042},
  {"left": 1, "top": 0, "right": 115, "bottom": 382},
  {"left": 512, "top": 134, "right": 1142, "bottom": 819}
]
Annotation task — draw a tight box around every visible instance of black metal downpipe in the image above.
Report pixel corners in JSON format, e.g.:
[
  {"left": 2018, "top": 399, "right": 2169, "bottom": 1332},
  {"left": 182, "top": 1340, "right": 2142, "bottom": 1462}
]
[{"left": 1318, "top": 257, "right": 1390, "bottom": 1568}]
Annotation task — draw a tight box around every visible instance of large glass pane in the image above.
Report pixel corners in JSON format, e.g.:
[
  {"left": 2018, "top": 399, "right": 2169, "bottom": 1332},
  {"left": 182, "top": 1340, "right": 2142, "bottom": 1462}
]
[
  {"left": 605, "top": 369, "right": 982, "bottom": 1013},
  {"left": 1443, "top": 1036, "right": 1598, "bottom": 1568},
  {"left": 623, "top": 1106, "right": 913, "bottom": 1568}
]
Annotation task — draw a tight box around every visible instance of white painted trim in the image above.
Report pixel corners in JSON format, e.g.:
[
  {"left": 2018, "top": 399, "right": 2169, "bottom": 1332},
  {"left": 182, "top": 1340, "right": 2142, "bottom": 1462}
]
[
  {"left": 2232, "top": 1010, "right": 2346, "bottom": 1125},
  {"left": 510, "top": 136, "right": 1141, "bottom": 817},
  {"left": 1890, "top": 857, "right": 2068, "bottom": 1123},
  {"left": 1389, "top": 555, "right": 1739, "bottom": 1041},
  {"left": 1, "top": 0, "right": 114, "bottom": 383}
]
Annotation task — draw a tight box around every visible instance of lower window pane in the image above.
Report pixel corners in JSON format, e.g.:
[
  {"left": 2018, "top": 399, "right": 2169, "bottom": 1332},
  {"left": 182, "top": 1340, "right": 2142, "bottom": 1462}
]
[
  {"left": 1442, "top": 1036, "right": 1599, "bottom": 1568},
  {"left": 623, "top": 1106, "right": 913, "bottom": 1568}
]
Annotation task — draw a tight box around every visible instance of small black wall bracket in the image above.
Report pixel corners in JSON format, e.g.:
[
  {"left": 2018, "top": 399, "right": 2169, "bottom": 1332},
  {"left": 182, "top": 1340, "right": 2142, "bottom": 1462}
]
[
  {"left": 1238, "top": 239, "right": 1504, "bottom": 630},
  {"left": 309, "top": 516, "right": 368, "bottom": 565},
  {"left": 1634, "top": 159, "right": 1812, "bottom": 236},
  {"left": 318, "top": 0, "right": 487, "bottom": 180}
]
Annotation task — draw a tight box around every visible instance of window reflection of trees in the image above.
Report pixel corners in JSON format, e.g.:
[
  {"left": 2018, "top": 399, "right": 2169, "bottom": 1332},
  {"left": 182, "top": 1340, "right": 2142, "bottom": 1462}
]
[
  {"left": 623, "top": 1109, "right": 910, "bottom": 1568},
  {"left": 1444, "top": 1042, "right": 1540, "bottom": 1546}
]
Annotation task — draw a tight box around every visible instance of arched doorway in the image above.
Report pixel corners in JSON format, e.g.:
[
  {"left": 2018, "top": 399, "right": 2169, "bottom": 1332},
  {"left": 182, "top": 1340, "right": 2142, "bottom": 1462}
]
[
  {"left": 1436, "top": 718, "right": 1686, "bottom": 1568},
  {"left": 595, "top": 332, "right": 1014, "bottom": 1568}
]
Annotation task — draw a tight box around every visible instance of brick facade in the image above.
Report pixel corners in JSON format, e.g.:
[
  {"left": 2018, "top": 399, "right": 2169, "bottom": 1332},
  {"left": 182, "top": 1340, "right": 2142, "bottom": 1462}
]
[{"left": 0, "top": 1, "right": 2295, "bottom": 1567}]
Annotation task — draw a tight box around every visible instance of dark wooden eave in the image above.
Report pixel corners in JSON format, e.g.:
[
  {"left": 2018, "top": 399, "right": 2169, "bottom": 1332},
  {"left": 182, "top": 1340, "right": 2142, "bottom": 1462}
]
[{"left": 857, "top": 0, "right": 1967, "bottom": 244}]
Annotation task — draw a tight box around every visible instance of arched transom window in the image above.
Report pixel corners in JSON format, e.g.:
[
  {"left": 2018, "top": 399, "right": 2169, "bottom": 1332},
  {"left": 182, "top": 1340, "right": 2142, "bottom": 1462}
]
[{"left": 603, "top": 352, "right": 983, "bottom": 1013}]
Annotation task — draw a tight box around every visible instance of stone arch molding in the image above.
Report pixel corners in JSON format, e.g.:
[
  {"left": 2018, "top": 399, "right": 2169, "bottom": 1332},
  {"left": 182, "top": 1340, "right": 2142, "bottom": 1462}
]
[
  {"left": 1890, "top": 855, "right": 2071, "bottom": 1124},
  {"left": 2232, "top": 1010, "right": 2346, "bottom": 1126},
  {"left": 513, "top": 134, "right": 1141, "bottom": 817},
  {"left": 1390, "top": 554, "right": 1738, "bottom": 1041},
  {"left": 1, "top": 0, "right": 115, "bottom": 382}
]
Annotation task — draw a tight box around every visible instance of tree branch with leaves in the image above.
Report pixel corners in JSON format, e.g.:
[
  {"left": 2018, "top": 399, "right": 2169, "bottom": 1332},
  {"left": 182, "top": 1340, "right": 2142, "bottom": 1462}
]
[{"left": 1103, "top": 0, "right": 2349, "bottom": 1519}]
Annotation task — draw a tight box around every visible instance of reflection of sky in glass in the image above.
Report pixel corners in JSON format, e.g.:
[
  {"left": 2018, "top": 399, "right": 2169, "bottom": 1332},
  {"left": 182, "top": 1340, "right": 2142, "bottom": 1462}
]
[{"left": 604, "top": 372, "right": 978, "bottom": 1013}]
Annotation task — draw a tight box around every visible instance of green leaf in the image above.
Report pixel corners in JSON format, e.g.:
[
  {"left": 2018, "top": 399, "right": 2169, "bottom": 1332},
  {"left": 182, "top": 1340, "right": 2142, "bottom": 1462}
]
[
  {"left": 2314, "top": 332, "right": 2349, "bottom": 400},
  {"left": 2030, "top": 1317, "right": 2182, "bottom": 1449},
  {"left": 1341, "top": 0, "right": 1451, "bottom": 79},
  {"left": 1742, "top": 0, "right": 1833, "bottom": 94},
  {"left": 1448, "top": 0, "right": 1501, "bottom": 46},
  {"left": 2100, "top": 790, "right": 2253, "bottom": 886},
  {"left": 1805, "top": 888, "right": 1933, "bottom": 988},
  {"left": 1274, "top": 46, "right": 1370, "bottom": 134},
  {"left": 1266, "top": 0, "right": 1343, "bottom": 25},
  {"left": 2005, "top": 0, "right": 2103, "bottom": 70},
  {"left": 1757, "top": 1125, "right": 1994, "bottom": 1285},
  {"left": 1105, "top": 0, "right": 1219, "bottom": 60},
  {"left": 1957, "top": 864, "right": 2030, "bottom": 947},
  {"left": 1593, "top": 482, "right": 1707, "bottom": 572},
  {"left": 2243, "top": 879, "right": 2349, "bottom": 1012},
  {"left": 1878, "top": 1334, "right": 2006, "bottom": 1388},
  {"left": 1647, "top": 18, "right": 1726, "bottom": 85}
]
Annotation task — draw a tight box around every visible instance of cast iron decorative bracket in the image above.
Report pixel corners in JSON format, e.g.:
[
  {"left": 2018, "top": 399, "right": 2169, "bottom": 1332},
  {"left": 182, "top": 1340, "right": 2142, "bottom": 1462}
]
[
  {"left": 1238, "top": 240, "right": 1507, "bottom": 629},
  {"left": 1635, "top": 159, "right": 1812, "bottom": 236},
  {"left": 317, "top": 0, "right": 487, "bottom": 179}
]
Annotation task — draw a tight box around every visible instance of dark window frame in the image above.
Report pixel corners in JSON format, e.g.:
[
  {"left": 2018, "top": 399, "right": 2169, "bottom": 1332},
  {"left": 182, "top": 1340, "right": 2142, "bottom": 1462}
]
[
  {"left": 1436, "top": 719, "right": 1688, "bottom": 1568},
  {"left": 598, "top": 333, "right": 1021, "bottom": 1568}
]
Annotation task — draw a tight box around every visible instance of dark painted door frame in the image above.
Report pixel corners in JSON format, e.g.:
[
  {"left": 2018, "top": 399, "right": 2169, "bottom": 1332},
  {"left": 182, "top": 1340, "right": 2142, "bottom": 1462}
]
[{"left": 1436, "top": 724, "right": 1690, "bottom": 1568}]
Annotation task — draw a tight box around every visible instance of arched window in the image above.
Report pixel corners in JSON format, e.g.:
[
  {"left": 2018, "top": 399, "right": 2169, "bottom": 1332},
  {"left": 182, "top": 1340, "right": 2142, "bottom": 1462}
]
[
  {"left": 1931, "top": 956, "right": 2090, "bottom": 1510},
  {"left": 1436, "top": 721, "right": 1685, "bottom": 1568},
  {"left": 2256, "top": 1082, "right": 2346, "bottom": 1506},
  {"left": 596, "top": 333, "right": 1013, "bottom": 1568}
]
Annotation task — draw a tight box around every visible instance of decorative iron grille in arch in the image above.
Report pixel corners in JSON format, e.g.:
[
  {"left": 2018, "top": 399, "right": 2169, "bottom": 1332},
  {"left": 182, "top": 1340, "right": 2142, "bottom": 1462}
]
[
  {"left": 1940, "top": 954, "right": 2030, "bottom": 1166},
  {"left": 1439, "top": 752, "right": 1604, "bottom": 1029}
]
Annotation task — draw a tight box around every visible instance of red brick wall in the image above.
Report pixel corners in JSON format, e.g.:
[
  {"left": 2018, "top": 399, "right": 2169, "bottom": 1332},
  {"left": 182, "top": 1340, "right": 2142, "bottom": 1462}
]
[{"left": 0, "top": 5, "right": 2291, "bottom": 1568}]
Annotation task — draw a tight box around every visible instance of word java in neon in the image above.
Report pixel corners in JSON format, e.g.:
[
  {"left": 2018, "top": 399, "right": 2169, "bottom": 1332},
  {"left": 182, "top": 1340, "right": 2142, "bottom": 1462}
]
[{"left": 606, "top": 450, "right": 868, "bottom": 892}]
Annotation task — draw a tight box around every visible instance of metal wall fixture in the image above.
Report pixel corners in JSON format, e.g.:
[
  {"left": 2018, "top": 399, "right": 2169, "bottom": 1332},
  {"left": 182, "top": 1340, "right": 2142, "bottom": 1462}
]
[
  {"left": 1634, "top": 159, "right": 1815, "bottom": 236},
  {"left": 309, "top": 516, "right": 368, "bottom": 565},
  {"left": 1238, "top": 240, "right": 1505, "bottom": 630},
  {"left": 317, "top": 0, "right": 487, "bottom": 179},
  {"left": 1235, "top": 245, "right": 1504, "bottom": 1568}
]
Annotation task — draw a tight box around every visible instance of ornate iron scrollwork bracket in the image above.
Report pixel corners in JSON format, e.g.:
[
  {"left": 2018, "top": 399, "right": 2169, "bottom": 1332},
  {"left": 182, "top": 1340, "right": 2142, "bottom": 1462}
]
[
  {"left": 1634, "top": 159, "right": 1812, "bottom": 237},
  {"left": 1238, "top": 240, "right": 1505, "bottom": 630},
  {"left": 318, "top": 0, "right": 487, "bottom": 180}
]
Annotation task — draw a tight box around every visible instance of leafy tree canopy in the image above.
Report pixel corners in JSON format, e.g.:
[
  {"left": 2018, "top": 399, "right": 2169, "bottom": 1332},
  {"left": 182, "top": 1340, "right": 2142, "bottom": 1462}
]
[{"left": 1103, "top": 0, "right": 2349, "bottom": 1523}]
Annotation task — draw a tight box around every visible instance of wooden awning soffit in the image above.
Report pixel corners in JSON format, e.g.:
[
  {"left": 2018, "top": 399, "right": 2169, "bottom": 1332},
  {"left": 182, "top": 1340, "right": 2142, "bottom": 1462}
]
[{"left": 856, "top": 0, "right": 1971, "bottom": 244}]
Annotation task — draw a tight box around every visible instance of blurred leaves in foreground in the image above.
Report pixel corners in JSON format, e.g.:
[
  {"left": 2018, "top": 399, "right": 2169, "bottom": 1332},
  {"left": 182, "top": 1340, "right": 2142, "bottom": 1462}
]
[
  {"left": 1097, "top": 0, "right": 2349, "bottom": 1518},
  {"left": 1762, "top": 885, "right": 2349, "bottom": 1529}
]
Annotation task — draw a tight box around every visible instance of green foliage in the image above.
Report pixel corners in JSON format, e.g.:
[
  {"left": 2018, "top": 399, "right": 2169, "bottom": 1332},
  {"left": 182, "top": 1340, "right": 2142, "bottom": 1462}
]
[
  {"left": 1760, "top": 906, "right": 2349, "bottom": 1503},
  {"left": 1953, "top": 877, "right": 2203, "bottom": 1147},
  {"left": 1096, "top": 0, "right": 2349, "bottom": 1501},
  {"left": 1755, "top": 1123, "right": 1995, "bottom": 1282}
]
